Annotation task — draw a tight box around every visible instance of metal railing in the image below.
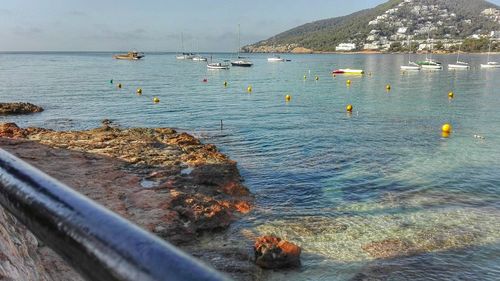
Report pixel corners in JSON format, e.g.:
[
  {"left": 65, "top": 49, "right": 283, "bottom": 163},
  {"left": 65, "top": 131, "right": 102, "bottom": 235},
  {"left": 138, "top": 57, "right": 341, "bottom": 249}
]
[{"left": 0, "top": 148, "right": 230, "bottom": 281}]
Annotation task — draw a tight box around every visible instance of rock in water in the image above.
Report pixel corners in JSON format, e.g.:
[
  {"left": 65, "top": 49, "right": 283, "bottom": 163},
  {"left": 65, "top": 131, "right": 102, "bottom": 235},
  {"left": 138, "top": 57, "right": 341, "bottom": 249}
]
[
  {"left": 254, "top": 235, "right": 301, "bottom": 269},
  {"left": 0, "top": 102, "right": 44, "bottom": 115}
]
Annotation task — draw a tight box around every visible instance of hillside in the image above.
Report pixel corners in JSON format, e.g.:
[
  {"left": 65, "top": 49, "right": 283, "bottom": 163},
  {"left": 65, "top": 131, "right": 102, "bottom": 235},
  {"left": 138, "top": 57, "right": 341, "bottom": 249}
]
[{"left": 244, "top": 0, "right": 500, "bottom": 53}]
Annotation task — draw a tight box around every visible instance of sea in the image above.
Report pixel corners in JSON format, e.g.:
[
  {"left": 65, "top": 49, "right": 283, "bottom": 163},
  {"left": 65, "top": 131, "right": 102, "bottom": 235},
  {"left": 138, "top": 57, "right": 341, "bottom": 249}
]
[{"left": 1, "top": 52, "right": 500, "bottom": 280}]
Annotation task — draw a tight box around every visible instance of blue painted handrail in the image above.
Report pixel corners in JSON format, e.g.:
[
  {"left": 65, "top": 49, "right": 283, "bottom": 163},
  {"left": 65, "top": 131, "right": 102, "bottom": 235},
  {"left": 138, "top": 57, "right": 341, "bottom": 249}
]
[{"left": 0, "top": 148, "right": 230, "bottom": 281}]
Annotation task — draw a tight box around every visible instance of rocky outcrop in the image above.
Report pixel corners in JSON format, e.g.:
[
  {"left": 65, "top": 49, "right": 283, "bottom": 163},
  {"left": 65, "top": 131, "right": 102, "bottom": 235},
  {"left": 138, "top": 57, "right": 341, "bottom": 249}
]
[
  {"left": 254, "top": 236, "right": 301, "bottom": 269},
  {"left": 0, "top": 121, "right": 253, "bottom": 280},
  {"left": 0, "top": 103, "right": 43, "bottom": 115}
]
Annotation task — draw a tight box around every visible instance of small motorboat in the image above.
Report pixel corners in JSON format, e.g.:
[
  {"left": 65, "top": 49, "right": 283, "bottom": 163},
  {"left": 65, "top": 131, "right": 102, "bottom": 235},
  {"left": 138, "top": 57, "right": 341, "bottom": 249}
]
[
  {"left": 448, "top": 61, "right": 470, "bottom": 69},
  {"left": 113, "top": 51, "right": 144, "bottom": 60},
  {"left": 332, "top": 69, "right": 364, "bottom": 74},
  {"left": 267, "top": 55, "right": 285, "bottom": 62},
  {"left": 231, "top": 59, "right": 253, "bottom": 67},
  {"left": 192, "top": 56, "right": 208, "bottom": 61},
  {"left": 207, "top": 62, "right": 229, "bottom": 70}
]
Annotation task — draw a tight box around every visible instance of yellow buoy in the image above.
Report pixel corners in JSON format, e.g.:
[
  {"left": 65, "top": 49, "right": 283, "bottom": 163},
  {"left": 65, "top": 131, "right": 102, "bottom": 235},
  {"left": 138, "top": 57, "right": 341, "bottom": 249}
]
[
  {"left": 153, "top": 97, "right": 160, "bottom": 103},
  {"left": 247, "top": 85, "right": 252, "bottom": 93},
  {"left": 346, "top": 104, "right": 353, "bottom": 113},
  {"left": 224, "top": 81, "right": 228, "bottom": 87},
  {"left": 442, "top": 123, "right": 452, "bottom": 134},
  {"left": 304, "top": 75, "right": 307, "bottom": 80},
  {"left": 315, "top": 76, "right": 319, "bottom": 81},
  {"left": 285, "top": 95, "right": 291, "bottom": 102},
  {"left": 136, "top": 88, "right": 142, "bottom": 95},
  {"left": 386, "top": 84, "right": 391, "bottom": 90},
  {"left": 448, "top": 91, "right": 454, "bottom": 99},
  {"left": 346, "top": 80, "right": 351, "bottom": 86},
  {"left": 117, "top": 83, "right": 122, "bottom": 89}
]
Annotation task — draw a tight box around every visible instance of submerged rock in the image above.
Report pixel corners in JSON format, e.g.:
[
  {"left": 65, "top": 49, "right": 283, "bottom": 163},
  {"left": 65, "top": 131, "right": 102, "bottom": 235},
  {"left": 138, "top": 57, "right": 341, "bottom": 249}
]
[
  {"left": 254, "top": 235, "right": 301, "bottom": 269},
  {"left": 0, "top": 102, "right": 44, "bottom": 115}
]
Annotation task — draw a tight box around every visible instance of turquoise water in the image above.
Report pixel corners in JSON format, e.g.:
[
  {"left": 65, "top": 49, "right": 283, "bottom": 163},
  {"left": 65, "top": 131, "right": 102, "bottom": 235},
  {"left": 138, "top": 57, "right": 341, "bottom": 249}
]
[{"left": 1, "top": 52, "right": 500, "bottom": 280}]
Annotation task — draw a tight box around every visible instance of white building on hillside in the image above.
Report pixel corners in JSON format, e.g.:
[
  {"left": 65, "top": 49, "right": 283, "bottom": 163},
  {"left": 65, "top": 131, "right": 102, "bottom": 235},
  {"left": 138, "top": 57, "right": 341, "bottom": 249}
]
[{"left": 336, "top": 43, "right": 356, "bottom": 51}]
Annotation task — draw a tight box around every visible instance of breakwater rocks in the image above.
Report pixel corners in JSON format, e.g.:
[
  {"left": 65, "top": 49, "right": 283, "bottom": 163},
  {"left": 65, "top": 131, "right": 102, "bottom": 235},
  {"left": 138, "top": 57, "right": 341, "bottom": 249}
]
[
  {"left": 0, "top": 121, "right": 253, "bottom": 280},
  {"left": 0, "top": 102, "right": 44, "bottom": 115}
]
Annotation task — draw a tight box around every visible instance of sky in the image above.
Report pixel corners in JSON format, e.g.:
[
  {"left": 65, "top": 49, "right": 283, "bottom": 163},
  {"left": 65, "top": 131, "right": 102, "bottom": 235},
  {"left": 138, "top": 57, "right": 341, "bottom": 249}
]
[{"left": 1, "top": 0, "right": 499, "bottom": 52}]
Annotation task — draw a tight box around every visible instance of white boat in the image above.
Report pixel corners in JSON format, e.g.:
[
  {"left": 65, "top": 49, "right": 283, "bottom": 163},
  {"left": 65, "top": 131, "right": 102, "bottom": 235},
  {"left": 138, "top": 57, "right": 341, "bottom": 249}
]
[
  {"left": 176, "top": 33, "right": 195, "bottom": 60},
  {"left": 448, "top": 45, "right": 470, "bottom": 69},
  {"left": 480, "top": 38, "right": 499, "bottom": 68},
  {"left": 207, "top": 62, "right": 229, "bottom": 70},
  {"left": 176, "top": 52, "right": 195, "bottom": 60},
  {"left": 416, "top": 33, "right": 442, "bottom": 70},
  {"left": 192, "top": 56, "right": 207, "bottom": 61},
  {"left": 421, "top": 63, "right": 443, "bottom": 70},
  {"left": 267, "top": 55, "right": 285, "bottom": 62},
  {"left": 448, "top": 61, "right": 470, "bottom": 69},
  {"left": 231, "top": 24, "right": 253, "bottom": 67},
  {"left": 481, "top": 61, "right": 500, "bottom": 68},
  {"left": 400, "top": 37, "right": 420, "bottom": 71},
  {"left": 332, "top": 68, "right": 364, "bottom": 74}
]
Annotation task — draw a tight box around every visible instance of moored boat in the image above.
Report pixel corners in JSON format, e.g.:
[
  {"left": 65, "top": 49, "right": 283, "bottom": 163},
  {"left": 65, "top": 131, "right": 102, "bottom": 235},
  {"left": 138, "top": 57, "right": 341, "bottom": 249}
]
[
  {"left": 176, "top": 52, "right": 195, "bottom": 60},
  {"left": 400, "top": 37, "right": 420, "bottom": 71},
  {"left": 481, "top": 61, "right": 500, "bottom": 68},
  {"left": 207, "top": 62, "right": 229, "bottom": 70},
  {"left": 448, "top": 61, "right": 470, "bottom": 69},
  {"left": 267, "top": 55, "right": 285, "bottom": 62},
  {"left": 231, "top": 24, "right": 253, "bottom": 67},
  {"left": 192, "top": 56, "right": 208, "bottom": 61},
  {"left": 113, "top": 51, "right": 144, "bottom": 60},
  {"left": 332, "top": 69, "right": 364, "bottom": 74},
  {"left": 480, "top": 38, "right": 499, "bottom": 69},
  {"left": 231, "top": 59, "right": 253, "bottom": 67}
]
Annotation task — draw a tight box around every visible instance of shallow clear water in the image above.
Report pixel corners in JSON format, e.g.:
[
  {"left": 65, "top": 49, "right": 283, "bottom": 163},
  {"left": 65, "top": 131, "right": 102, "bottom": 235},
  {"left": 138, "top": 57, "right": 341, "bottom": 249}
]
[{"left": 1, "top": 52, "right": 500, "bottom": 280}]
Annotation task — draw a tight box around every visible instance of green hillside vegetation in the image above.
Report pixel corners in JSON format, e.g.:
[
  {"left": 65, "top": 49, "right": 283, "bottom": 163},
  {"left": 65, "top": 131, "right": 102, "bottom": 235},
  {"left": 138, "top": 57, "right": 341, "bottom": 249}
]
[
  {"left": 254, "top": 0, "right": 402, "bottom": 51},
  {"left": 246, "top": 0, "right": 500, "bottom": 52}
]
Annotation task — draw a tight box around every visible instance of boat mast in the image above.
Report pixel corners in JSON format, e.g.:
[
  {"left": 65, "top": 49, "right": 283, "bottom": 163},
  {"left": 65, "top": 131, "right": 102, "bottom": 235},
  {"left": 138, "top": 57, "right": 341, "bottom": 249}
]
[
  {"left": 237, "top": 24, "right": 241, "bottom": 58},
  {"left": 487, "top": 37, "right": 491, "bottom": 63},
  {"left": 181, "top": 33, "right": 185, "bottom": 54}
]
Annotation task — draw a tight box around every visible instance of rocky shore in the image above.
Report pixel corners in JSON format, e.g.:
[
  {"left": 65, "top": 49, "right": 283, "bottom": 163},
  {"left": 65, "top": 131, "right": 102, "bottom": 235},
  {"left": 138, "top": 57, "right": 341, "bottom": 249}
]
[
  {"left": 0, "top": 102, "right": 44, "bottom": 115},
  {"left": 0, "top": 121, "right": 256, "bottom": 280}
]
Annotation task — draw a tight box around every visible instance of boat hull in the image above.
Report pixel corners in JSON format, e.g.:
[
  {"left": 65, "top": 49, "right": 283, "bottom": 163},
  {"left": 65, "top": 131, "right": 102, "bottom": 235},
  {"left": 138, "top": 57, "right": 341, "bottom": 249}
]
[
  {"left": 448, "top": 64, "right": 470, "bottom": 69},
  {"left": 207, "top": 63, "right": 229, "bottom": 70},
  {"left": 267, "top": 58, "right": 285, "bottom": 62},
  {"left": 400, "top": 66, "right": 420, "bottom": 71},
  {"left": 480, "top": 63, "right": 500, "bottom": 68},
  {"left": 332, "top": 69, "right": 364, "bottom": 74},
  {"left": 231, "top": 62, "right": 252, "bottom": 67},
  {"left": 421, "top": 65, "right": 442, "bottom": 70}
]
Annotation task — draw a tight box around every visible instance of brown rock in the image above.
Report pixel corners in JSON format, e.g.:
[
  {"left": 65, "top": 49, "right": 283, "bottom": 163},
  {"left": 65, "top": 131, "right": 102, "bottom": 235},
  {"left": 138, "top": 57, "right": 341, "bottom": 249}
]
[
  {"left": 0, "top": 102, "right": 44, "bottom": 115},
  {"left": 254, "top": 235, "right": 301, "bottom": 269}
]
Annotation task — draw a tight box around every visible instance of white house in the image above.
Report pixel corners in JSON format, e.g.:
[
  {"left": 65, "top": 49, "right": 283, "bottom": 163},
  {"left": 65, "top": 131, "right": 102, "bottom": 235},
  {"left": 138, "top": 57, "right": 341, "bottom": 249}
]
[{"left": 336, "top": 43, "right": 356, "bottom": 51}]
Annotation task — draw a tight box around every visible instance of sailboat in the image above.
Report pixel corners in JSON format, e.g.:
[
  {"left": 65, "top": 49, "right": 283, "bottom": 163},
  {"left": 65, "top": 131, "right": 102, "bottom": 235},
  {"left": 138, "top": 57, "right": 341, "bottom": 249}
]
[
  {"left": 231, "top": 24, "right": 253, "bottom": 67},
  {"left": 416, "top": 32, "right": 442, "bottom": 69},
  {"left": 448, "top": 44, "right": 470, "bottom": 69},
  {"left": 401, "top": 36, "right": 421, "bottom": 70},
  {"left": 176, "top": 33, "right": 195, "bottom": 60},
  {"left": 480, "top": 37, "right": 500, "bottom": 69}
]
